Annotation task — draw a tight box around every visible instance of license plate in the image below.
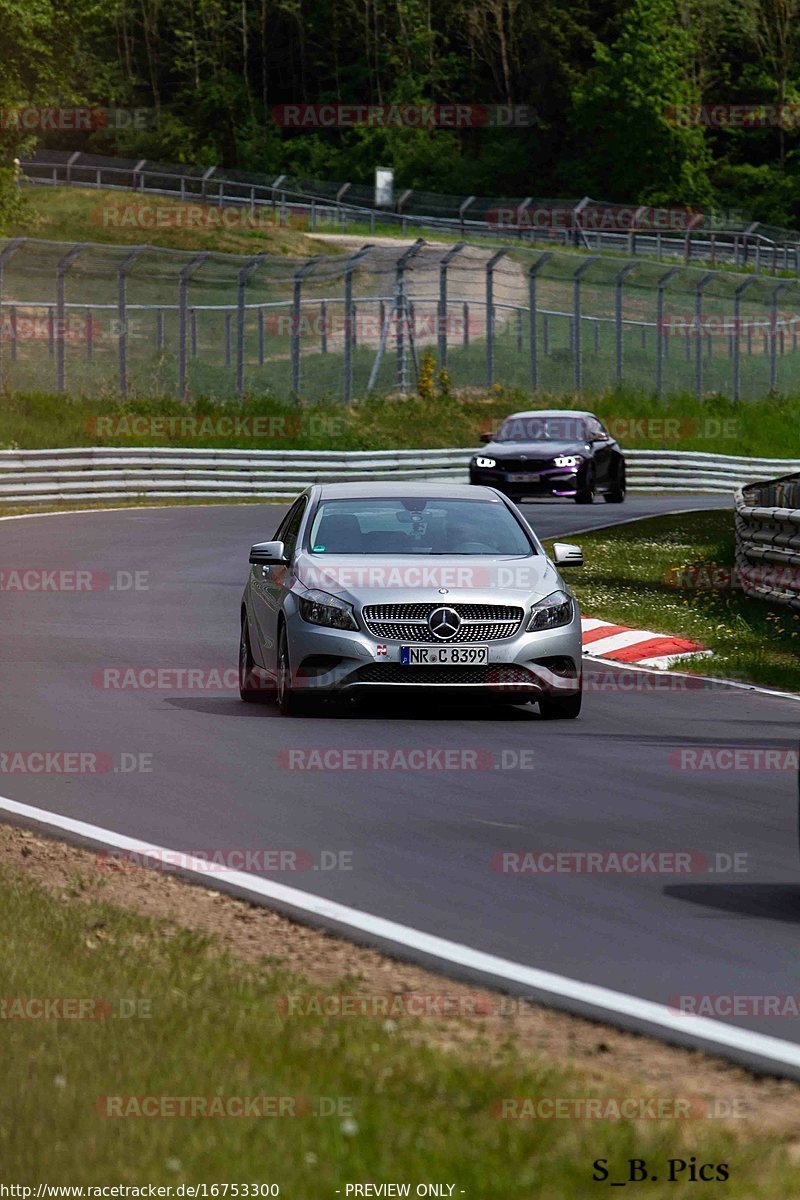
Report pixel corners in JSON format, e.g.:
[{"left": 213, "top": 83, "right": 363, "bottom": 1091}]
[
  {"left": 506, "top": 472, "right": 540, "bottom": 482},
  {"left": 401, "top": 645, "right": 489, "bottom": 665}
]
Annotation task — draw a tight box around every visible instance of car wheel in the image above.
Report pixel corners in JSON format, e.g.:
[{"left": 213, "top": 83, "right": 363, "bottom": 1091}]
[
  {"left": 239, "top": 614, "right": 272, "bottom": 703},
  {"left": 604, "top": 462, "right": 626, "bottom": 503},
  {"left": 538, "top": 688, "right": 582, "bottom": 719},
  {"left": 276, "top": 624, "right": 307, "bottom": 716},
  {"left": 574, "top": 466, "right": 595, "bottom": 505}
]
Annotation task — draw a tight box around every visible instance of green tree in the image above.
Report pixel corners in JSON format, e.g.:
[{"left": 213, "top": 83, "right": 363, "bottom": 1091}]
[{"left": 562, "top": 0, "right": 713, "bottom": 205}]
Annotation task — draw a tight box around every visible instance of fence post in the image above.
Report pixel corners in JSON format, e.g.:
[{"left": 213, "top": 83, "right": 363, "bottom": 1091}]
[
  {"left": 116, "top": 246, "right": 146, "bottom": 398},
  {"left": 438, "top": 242, "right": 466, "bottom": 368},
  {"left": 693, "top": 272, "right": 716, "bottom": 399},
  {"left": 291, "top": 256, "right": 323, "bottom": 394},
  {"left": 55, "top": 243, "right": 89, "bottom": 394},
  {"left": 528, "top": 253, "right": 551, "bottom": 391},
  {"left": 571, "top": 257, "right": 598, "bottom": 393},
  {"left": 343, "top": 244, "right": 374, "bottom": 403},
  {"left": 655, "top": 267, "right": 679, "bottom": 399},
  {"left": 394, "top": 239, "right": 425, "bottom": 396},
  {"left": 614, "top": 262, "right": 636, "bottom": 386},
  {"left": 178, "top": 252, "right": 209, "bottom": 400},
  {"left": 235, "top": 254, "right": 266, "bottom": 399},
  {"left": 769, "top": 281, "right": 791, "bottom": 392},
  {"left": 0, "top": 238, "right": 25, "bottom": 392},
  {"left": 486, "top": 248, "right": 512, "bottom": 387},
  {"left": 732, "top": 277, "right": 756, "bottom": 402}
]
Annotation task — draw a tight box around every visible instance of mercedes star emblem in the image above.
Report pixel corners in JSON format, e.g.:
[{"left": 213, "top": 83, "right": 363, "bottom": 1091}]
[{"left": 428, "top": 606, "right": 461, "bottom": 640}]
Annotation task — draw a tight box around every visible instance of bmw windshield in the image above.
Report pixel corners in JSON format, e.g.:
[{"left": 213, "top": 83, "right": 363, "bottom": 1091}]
[
  {"left": 306, "top": 497, "right": 535, "bottom": 556},
  {"left": 495, "top": 416, "right": 588, "bottom": 442}
]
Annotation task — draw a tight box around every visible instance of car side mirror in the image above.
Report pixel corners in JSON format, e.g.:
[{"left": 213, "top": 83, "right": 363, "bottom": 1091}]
[
  {"left": 479, "top": 431, "right": 494, "bottom": 443},
  {"left": 249, "top": 540, "right": 289, "bottom": 566},
  {"left": 553, "top": 542, "right": 583, "bottom": 568}
]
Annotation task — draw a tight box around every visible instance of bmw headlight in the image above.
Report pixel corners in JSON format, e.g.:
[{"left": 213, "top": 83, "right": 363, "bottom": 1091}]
[
  {"left": 473, "top": 456, "right": 497, "bottom": 468},
  {"left": 298, "top": 589, "right": 358, "bottom": 631},
  {"left": 553, "top": 455, "right": 583, "bottom": 468},
  {"left": 527, "top": 589, "right": 573, "bottom": 631}
]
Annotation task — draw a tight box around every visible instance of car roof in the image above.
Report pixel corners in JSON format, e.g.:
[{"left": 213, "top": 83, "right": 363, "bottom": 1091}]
[
  {"left": 502, "top": 409, "right": 595, "bottom": 420},
  {"left": 312, "top": 482, "right": 506, "bottom": 501}
]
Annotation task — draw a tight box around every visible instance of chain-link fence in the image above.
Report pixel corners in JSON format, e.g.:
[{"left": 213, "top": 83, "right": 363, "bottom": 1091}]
[
  {"left": 20, "top": 150, "right": 800, "bottom": 272},
  {"left": 2, "top": 235, "right": 800, "bottom": 402}
]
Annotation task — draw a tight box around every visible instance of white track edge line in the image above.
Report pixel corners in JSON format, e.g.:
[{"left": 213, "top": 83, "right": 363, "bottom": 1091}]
[{"left": 2, "top": 790, "right": 800, "bottom": 1073}]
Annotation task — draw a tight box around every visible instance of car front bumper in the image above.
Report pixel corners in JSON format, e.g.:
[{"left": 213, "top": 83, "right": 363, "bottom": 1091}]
[
  {"left": 469, "top": 466, "right": 581, "bottom": 498},
  {"left": 283, "top": 609, "right": 583, "bottom": 701}
]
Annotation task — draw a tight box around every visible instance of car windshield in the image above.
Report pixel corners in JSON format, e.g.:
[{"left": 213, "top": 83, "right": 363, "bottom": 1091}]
[
  {"left": 307, "top": 497, "right": 534, "bottom": 556},
  {"left": 495, "top": 416, "right": 587, "bottom": 443}
]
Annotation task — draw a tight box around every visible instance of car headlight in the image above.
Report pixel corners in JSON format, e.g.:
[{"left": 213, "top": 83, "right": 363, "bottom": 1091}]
[
  {"left": 473, "top": 456, "right": 497, "bottom": 468},
  {"left": 298, "top": 589, "right": 358, "bottom": 631},
  {"left": 553, "top": 455, "right": 583, "bottom": 468},
  {"left": 527, "top": 589, "right": 573, "bottom": 631}
]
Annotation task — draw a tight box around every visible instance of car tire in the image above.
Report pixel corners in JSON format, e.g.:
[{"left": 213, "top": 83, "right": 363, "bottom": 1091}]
[
  {"left": 276, "top": 624, "right": 308, "bottom": 716},
  {"left": 239, "top": 614, "right": 272, "bottom": 703},
  {"left": 604, "top": 462, "right": 626, "bottom": 503},
  {"left": 574, "top": 466, "right": 595, "bottom": 505},
  {"left": 538, "top": 687, "right": 582, "bottom": 720}
]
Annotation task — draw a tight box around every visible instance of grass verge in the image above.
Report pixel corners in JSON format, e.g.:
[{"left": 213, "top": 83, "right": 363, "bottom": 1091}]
[
  {"left": 7, "top": 187, "right": 340, "bottom": 258},
  {"left": 547, "top": 509, "right": 800, "bottom": 692},
  {"left": 1, "top": 833, "right": 799, "bottom": 1193},
  {"left": 2, "top": 388, "right": 800, "bottom": 457}
]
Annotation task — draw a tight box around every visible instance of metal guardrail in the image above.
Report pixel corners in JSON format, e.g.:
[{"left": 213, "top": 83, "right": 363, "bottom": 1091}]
[
  {"left": 18, "top": 151, "right": 800, "bottom": 275},
  {"left": 1, "top": 447, "right": 798, "bottom": 506},
  {"left": 735, "top": 472, "right": 800, "bottom": 610}
]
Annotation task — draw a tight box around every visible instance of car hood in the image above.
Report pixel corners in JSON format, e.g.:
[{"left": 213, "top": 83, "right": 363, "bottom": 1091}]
[
  {"left": 478, "top": 440, "right": 590, "bottom": 459},
  {"left": 294, "top": 552, "right": 562, "bottom": 607}
]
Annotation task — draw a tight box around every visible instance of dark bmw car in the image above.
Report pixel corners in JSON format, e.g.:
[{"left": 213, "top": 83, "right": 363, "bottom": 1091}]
[{"left": 469, "top": 409, "right": 626, "bottom": 504}]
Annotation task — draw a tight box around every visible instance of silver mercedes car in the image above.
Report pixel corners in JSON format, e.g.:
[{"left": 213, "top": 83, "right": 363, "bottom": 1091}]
[{"left": 239, "top": 483, "right": 584, "bottom": 718}]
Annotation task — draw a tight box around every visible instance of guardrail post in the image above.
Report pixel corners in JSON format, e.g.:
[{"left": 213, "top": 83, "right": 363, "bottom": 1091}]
[
  {"left": 528, "top": 253, "right": 551, "bottom": 390},
  {"left": 655, "top": 266, "right": 680, "bottom": 398},
  {"left": 732, "top": 277, "right": 756, "bottom": 402},
  {"left": 394, "top": 240, "right": 425, "bottom": 396},
  {"left": 486, "top": 248, "right": 512, "bottom": 387},
  {"left": 55, "top": 243, "right": 89, "bottom": 394},
  {"left": 613, "top": 262, "right": 636, "bottom": 385},
  {"left": 117, "top": 246, "right": 146, "bottom": 398},
  {"left": 438, "top": 242, "right": 466, "bottom": 367},
  {"left": 692, "top": 272, "right": 717, "bottom": 399},
  {"left": 291, "top": 256, "right": 323, "bottom": 395},
  {"left": 571, "top": 257, "right": 598, "bottom": 393},
  {"left": 459, "top": 196, "right": 475, "bottom": 232},
  {"left": 235, "top": 254, "right": 266, "bottom": 399},
  {"left": 0, "top": 238, "right": 26, "bottom": 391},
  {"left": 769, "top": 280, "right": 792, "bottom": 392},
  {"left": 178, "top": 252, "right": 209, "bottom": 400}
]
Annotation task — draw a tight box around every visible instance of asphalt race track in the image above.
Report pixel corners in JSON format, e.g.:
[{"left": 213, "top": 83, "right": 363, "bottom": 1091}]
[{"left": 2, "top": 491, "right": 800, "bottom": 1075}]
